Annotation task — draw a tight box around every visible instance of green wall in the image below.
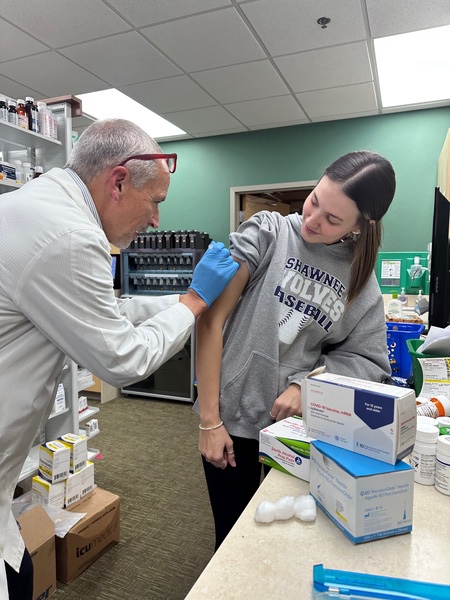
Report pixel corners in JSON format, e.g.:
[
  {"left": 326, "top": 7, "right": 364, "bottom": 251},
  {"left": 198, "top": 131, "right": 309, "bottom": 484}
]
[{"left": 160, "top": 106, "right": 450, "bottom": 252}]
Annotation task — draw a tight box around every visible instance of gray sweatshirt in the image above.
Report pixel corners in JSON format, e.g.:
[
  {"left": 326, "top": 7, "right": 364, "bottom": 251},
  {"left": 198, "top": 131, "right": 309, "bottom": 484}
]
[{"left": 220, "top": 210, "right": 390, "bottom": 440}]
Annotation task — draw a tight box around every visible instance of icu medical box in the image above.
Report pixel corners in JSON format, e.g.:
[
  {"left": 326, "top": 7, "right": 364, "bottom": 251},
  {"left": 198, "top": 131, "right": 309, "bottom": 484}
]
[
  {"left": 309, "top": 440, "right": 414, "bottom": 544},
  {"left": 259, "top": 416, "right": 313, "bottom": 481},
  {"left": 39, "top": 440, "right": 70, "bottom": 483},
  {"left": 303, "top": 373, "right": 417, "bottom": 464}
]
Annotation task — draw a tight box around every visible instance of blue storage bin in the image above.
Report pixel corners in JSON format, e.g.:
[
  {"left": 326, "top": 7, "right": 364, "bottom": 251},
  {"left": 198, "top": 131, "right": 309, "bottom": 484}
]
[{"left": 386, "top": 322, "right": 425, "bottom": 379}]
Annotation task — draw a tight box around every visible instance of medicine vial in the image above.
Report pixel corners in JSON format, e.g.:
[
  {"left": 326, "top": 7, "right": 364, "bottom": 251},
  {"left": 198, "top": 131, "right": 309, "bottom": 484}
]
[
  {"left": 0, "top": 96, "right": 8, "bottom": 121},
  {"left": 409, "top": 423, "right": 439, "bottom": 485},
  {"left": 25, "top": 97, "right": 39, "bottom": 132},
  {"left": 416, "top": 395, "right": 450, "bottom": 419},
  {"left": 7, "top": 100, "right": 18, "bottom": 126},
  {"left": 435, "top": 435, "right": 450, "bottom": 495},
  {"left": 16, "top": 99, "right": 28, "bottom": 129}
]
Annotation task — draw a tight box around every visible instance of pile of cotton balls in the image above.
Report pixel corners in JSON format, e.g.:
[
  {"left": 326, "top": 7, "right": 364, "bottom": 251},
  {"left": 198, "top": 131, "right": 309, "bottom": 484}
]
[{"left": 254, "top": 494, "right": 317, "bottom": 524}]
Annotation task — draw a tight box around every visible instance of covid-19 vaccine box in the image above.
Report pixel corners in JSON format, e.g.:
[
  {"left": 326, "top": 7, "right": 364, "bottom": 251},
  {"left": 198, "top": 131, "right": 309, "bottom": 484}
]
[
  {"left": 310, "top": 440, "right": 414, "bottom": 544},
  {"left": 259, "top": 416, "right": 313, "bottom": 481},
  {"left": 303, "top": 373, "right": 417, "bottom": 464}
]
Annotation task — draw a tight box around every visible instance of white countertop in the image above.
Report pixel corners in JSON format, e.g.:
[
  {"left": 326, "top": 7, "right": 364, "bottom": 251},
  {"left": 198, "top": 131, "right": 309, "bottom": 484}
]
[{"left": 185, "top": 468, "right": 450, "bottom": 600}]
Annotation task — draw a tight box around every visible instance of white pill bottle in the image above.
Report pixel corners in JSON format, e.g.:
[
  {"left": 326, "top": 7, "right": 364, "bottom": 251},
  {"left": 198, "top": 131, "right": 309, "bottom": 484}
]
[
  {"left": 435, "top": 435, "right": 450, "bottom": 495},
  {"left": 409, "top": 423, "right": 439, "bottom": 485}
]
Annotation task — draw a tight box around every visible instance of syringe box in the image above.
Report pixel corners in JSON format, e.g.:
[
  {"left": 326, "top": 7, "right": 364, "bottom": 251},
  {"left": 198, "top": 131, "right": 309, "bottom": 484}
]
[
  {"left": 303, "top": 372, "right": 417, "bottom": 465},
  {"left": 310, "top": 440, "right": 414, "bottom": 544}
]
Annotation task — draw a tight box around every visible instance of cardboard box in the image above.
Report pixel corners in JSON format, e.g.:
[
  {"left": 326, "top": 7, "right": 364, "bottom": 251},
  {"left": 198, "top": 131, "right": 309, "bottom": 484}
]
[
  {"left": 242, "top": 194, "right": 290, "bottom": 220},
  {"left": 17, "top": 504, "right": 57, "bottom": 600},
  {"left": 32, "top": 475, "right": 65, "bottom": 509},
  {"left": 259, "top": 416, "right": 313, "bottom": 481},
  {"left": 58, "top": 433, "right": 87, "bottom": 473},
  {"left": 39, "top": 440, "right": 70, "bottom": 483},
  {"left": 303, "top": 372, "right": 417, "bottom": 464},
  {"left": 309, "top": 440, "right": 414, "bottom": 544},
  {"left": 64, "top": 471, "right": 82, "bottom": 508},
  {"left": 56, "top": 487, "right": 120, "bottom": 584}
]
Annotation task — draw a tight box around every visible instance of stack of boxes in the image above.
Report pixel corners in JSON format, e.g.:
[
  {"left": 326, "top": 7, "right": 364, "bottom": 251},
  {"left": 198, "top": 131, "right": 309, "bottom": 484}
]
[
  {"left": 259, "top": 372, "right": 417, "bottom": 544},
  {"left": 32, "top": 433, "right": 94, "bottom": 509}
]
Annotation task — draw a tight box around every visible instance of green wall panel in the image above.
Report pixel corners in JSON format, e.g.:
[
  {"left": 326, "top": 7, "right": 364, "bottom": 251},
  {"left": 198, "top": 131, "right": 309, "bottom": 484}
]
[{"left": 160, "top": 106, "right": 450, "bottom": 252}]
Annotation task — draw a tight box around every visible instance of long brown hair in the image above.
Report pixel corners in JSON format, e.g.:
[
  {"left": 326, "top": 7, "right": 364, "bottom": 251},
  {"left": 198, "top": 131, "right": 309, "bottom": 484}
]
[{"left": 324, "top": 151, "right": 396, "bottom": 304}]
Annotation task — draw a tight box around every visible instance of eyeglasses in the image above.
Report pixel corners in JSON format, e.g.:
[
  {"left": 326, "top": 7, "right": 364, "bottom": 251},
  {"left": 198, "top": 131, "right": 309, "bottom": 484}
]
[{"left": 118, "top": 153, "right": 177, "bottom": 173}]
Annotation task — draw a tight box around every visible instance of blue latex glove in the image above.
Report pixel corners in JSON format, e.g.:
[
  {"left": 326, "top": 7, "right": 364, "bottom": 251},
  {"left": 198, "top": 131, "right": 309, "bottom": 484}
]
[{"left": 189, "top": 241, "right": 239, "bottom": 307}]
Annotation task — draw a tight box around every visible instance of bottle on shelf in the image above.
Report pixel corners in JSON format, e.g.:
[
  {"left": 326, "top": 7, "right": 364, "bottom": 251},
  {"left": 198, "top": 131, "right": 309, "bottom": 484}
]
[
  {"left": 13, "top": 160, "right": 23, "bottom": 185},
  {"left": 386, "top": 291, "right": 403, "bottom": 317},
  {"left": 0, "top": 96, "right": 7, "bottom": 122},
  {"left": 16, "top": 99, "right": 28, "bottom": 130},
  {"left": 33, "top": 166, "right": 44, "bottom": 179},
  {"left": 25, "top": 97, "right": 39, "bottom": 133},
  {"left": 22, "top": 162, "right": 34, "bottom": 183},
  {"left": 398, "top": 287, "right": 408, "bottom": 306},
  {"left": 37, "top": 101, "right": 49, "bottom": 137},
  {"left": 7, "top": 100, "right": 18, "bottom": 126}
]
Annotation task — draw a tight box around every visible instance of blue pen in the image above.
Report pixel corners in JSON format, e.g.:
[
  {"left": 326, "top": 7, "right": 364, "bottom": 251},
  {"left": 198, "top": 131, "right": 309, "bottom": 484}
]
[{"left": 313, "top": 564, "right": 450, "bottom": 600}]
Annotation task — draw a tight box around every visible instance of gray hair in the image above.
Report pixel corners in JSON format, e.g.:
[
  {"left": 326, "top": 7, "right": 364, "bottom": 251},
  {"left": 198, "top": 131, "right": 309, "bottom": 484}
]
[{"left": 66, "top": 118, "right": 162, "bottom": 189}]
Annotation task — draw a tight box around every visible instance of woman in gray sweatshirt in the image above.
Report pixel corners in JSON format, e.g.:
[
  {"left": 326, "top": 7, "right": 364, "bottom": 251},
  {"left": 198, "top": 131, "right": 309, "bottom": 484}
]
[{"left": 195, "top": 151, "right": 396, "bottom": 549}]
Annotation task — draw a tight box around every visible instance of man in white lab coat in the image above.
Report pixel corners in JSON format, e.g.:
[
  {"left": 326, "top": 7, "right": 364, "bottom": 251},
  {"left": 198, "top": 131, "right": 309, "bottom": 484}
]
[{"left": 0, "top": 118, "right": 238, "bottom": 599}]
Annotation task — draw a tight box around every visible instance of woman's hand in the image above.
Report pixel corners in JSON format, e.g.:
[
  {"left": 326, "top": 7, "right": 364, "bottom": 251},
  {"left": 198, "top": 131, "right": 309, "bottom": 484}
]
[
  {"left": 269, "top": 383, "right": 302, "bottom": 422},
  {"left": 199, "top": 425, "right": 236, "bottom": 469}
]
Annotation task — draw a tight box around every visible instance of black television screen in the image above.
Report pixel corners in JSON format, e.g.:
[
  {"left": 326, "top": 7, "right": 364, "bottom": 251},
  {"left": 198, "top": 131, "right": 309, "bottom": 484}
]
[{"left": 428, "top": 187, "right": 450, "bottom": 329}]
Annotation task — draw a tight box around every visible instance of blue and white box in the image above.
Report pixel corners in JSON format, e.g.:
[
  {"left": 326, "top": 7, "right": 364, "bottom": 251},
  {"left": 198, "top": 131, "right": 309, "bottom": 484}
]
[
  {"left": 309, "top": 440, "right": 414, "bottom": 544},
  {"left": 303, "top": 372, "right": 417, "bottom": 464}
]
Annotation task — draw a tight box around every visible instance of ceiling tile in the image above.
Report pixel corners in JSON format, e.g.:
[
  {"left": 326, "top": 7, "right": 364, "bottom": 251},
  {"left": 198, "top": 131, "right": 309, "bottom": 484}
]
[
  {"left": 0, "top": 0, "right": 130, "bottom": 47},
  {"left": 296, "top": 83, "right": 378, "bottom": 119},
  {"left": 0, "top": 52, "right": 108, "bottom": 98},
  {"left": 0, "top": 20, "right": 48, "bottom": 60},
  {"left": 105, "top": 0, "right": 231, "bottom": 26},
  {"left": 0, "top": 74, "right": 42, "bottom": 102},
  {"left": 141, "top": 8, "right": 265, "bottom": 72},
  {"left": 120, "top": 76, "right": 217, "bottom": 114},
  {"left": 225, "top": 96, "right": 308, "bottom": 127},
  {"left": 60, "top": 32, "right": 181, "bottom": 88},
  {"left": 164, "top": 106, "right": 244, "bottom": 134},
  {"left": 275, "top": 42, "right": 373, "bottom": 93},
  {"left": 366, "top": 0, "right": 450, "bottom": 38},
  {"left": 192, "top": 60, "right": 289, "bottom": 103},
  {"left": 240, "top": 0, "right": 367, "bottom": 56}
]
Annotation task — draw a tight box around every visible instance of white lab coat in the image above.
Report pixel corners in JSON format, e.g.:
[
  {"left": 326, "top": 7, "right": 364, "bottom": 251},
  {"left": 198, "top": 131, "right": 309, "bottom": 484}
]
[{"left": 0, "top": 169, "right": 194, "bottom": 598}]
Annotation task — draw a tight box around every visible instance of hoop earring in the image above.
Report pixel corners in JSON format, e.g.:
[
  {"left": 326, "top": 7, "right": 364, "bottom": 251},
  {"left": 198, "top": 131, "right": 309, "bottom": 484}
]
[{"left": 340, "top": 231, "right": 360, "bottom": 243}]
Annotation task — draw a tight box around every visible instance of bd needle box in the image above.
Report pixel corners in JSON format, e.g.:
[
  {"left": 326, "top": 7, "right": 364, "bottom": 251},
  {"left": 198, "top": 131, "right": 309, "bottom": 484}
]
[
  {"left": 309, "top": 440, "right": 414, "bottom": 544},
  {"left": 259, "top": 416, "right": 313, "bottom": 481},
  {"left": 303, "top": 373, "right": 417, "bottom": 465}
]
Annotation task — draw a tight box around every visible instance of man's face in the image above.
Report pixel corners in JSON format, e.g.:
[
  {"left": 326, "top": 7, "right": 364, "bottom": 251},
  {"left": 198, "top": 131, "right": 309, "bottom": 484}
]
[{"left": 110, "top": 160, "right": 170, "bottom": 249}]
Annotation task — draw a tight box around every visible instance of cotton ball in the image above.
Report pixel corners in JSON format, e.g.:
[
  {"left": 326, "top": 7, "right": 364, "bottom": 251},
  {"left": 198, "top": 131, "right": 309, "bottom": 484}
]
[
  {"left": 274, "top": 495, "right": 296, "bottom": 520},
  {"left": 294, "top": 494, "right": 317, "bottom": 522},
  {"left": 254, "top": 500, "right": 276, "bottom": 523}
]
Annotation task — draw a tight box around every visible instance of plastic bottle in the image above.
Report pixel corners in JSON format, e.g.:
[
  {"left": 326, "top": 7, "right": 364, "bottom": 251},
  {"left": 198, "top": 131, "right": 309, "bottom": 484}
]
[
  {"left": 37, "top": 101, "right": 49, "bottom": 137},
  {"left": 409, "top": 423, "right": 439, "bottom": 485},
  {"left": 416, "top": 395, "right": 450, "bottom": 419},
  {"left": 0, "top": 96, "right": 8, "bottom": 122},
  {"left": 25, "top": 97, "right": 39, "bottom": 133},
  {"left": 7, "top": 100, "right": 18, "bottom": 126},
  {"left": 13, "top": 160, "right": 23, "bottom": 185},
  {"left": 417, "top": 415, "right": 439, "bottom": 428},
  {"left": 22, "top": 162, "right": 34, "bottom": 183},
  {"left": 436, "top": 416, "right": 450, "bottom": 428},
  {"left": 33, "top": 165, "right": 43, "bottom": 179},
  {"left": 435, "top": 435, "right": 450, "bottom": 495},
  {"left": 410, "top": 256, "right": 423, "bottom": 279},
  {"left": 387, "top": 291, "right": 403, "bottom": 316},
  {"left": 398, "top": 287, "right": 407, "bottom": 306},
  {"left": 16, "top": 99, "right": 28, "bottom": 129}
]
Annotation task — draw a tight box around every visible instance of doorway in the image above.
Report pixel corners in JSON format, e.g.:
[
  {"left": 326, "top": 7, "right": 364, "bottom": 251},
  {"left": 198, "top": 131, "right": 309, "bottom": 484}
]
[{"left": 230, "top": 180, "right": 317, "bottom": 232}]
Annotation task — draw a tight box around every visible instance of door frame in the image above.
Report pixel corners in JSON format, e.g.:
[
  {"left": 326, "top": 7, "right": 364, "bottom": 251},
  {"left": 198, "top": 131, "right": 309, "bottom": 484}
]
[{"left": 230, "top": 180, "right": 317, "bottom": 232}]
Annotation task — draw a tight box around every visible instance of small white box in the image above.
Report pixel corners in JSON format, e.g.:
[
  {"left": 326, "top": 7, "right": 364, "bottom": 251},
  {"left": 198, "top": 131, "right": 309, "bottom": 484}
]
[
  {"left": 32, "top": 475, "right": 65, "bottom": 509},
  {"left": 64, "top": 471, "right": 82, "bottom": 507},
  {"left": 78, "top": 395, "right": 88, "bottom": 414},
  {"left": 303, "top": 372, "right": 417, "bottom": 464},
  {"left": 310, "top": 440, "right": 414, "bottom": 544},
  {"left": 79, "top": 461, "right": 95, "bottom": 497},
  {"left": 39, "top": 441, "right": 70, "bottom": 483},
  {"left": 50, "top": 383, "right": 66, "bottom": 416},
  {"left": 59, "top": 433, "right": 88, "bottom": 473},
  {"left": 259, "top": 416, "right": 313, "bottom": 481}
]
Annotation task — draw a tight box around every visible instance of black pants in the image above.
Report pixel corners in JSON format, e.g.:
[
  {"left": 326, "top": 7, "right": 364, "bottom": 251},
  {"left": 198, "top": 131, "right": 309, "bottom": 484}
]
[
  {"left": 202, "top": 435, "right": 270, "bottom": 551},
  {"left": 5, "top": 547, "right": 33, "bottom": 600}
]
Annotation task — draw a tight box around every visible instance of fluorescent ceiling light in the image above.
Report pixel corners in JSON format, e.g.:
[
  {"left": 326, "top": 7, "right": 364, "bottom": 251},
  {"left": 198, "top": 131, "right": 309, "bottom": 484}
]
[
  {"left": 76, "top": 89, "right": 187, "bottom": 139},
  {"left": 374, "top": 25, "right": 450, "bottom": 108}
]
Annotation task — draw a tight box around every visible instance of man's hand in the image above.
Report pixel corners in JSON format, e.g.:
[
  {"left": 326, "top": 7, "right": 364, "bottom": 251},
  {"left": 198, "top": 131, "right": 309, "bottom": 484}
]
[{"left": 189, "top": 241, "right": 239, "bottom": 307}]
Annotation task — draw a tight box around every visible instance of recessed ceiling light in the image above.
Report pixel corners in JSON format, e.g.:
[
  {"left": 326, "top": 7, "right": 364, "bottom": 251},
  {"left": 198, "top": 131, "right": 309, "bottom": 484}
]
[
  {"left": 76, "top": 89, "right": 187, "bottom": 140},
  {"left": 374, "top": 25, "right": 450, "bottom": 108}
]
